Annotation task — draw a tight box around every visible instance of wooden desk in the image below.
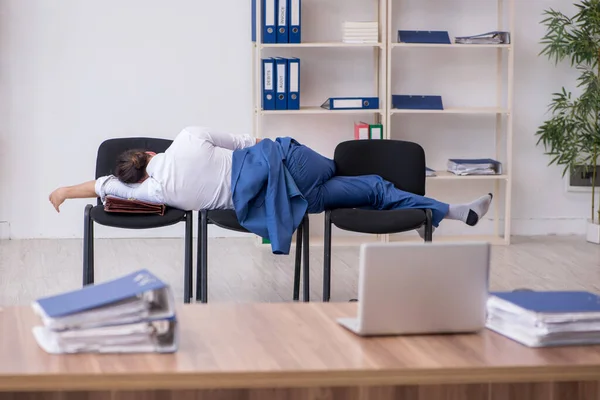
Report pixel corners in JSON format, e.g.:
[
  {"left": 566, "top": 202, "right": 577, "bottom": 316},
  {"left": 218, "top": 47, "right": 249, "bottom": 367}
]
[{"left": 1, "top": 303, "right": 600, "bottom": 400}]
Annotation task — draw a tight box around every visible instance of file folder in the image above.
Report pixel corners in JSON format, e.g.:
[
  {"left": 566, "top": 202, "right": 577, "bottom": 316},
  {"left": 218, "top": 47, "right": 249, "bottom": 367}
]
[
  {"left": 392, "top": 95, "right": 444, "bottom": 110},
  {"left": 397, "top": 30, "right": 451, "bottom": 44},
  {"left": 263, "top": 0, "right": 277, "bottom": 43},
  {"left": 289, "top": 0, "right": 301, "bottom": 43},
  {"left": 277, "top": 0, "right": 289, "bottom": 43},
  {"left": 321, "top": 97, "right": 379, "bottom": 110},
  {"left": 275, "top": 57, "right": 288, "bottom": 109},
  {"left": 287, "top": 57, "right": 300, "bottom": 110},
  {"left": 262, "top": 58, "right": 276, "bottom": 110},
  {"left": 369, "top": 123, "right": 383, "bottom": 139},
  {"left": 354, "top": 121, "right": 369, "bottom": 140},
  {"left": 32, "top": 269, "right": 175, "bottom": 331}
]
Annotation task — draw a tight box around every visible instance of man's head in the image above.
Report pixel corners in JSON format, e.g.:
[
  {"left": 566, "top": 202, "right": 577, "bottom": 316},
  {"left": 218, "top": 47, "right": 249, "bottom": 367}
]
[{"left": 115, "top": 149, "right": 156, "bottom": 184}]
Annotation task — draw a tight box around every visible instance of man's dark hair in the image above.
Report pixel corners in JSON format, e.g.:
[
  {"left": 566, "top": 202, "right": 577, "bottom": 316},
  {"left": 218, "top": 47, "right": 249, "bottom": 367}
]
[{"left": 114, "top": 149, "right": 151, "bottom": 184}]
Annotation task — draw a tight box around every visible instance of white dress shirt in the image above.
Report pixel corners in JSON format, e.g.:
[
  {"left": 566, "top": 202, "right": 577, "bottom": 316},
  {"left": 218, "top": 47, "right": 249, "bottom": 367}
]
[{"left": 94, "top": 126, "right": 256, "bottom": 211}]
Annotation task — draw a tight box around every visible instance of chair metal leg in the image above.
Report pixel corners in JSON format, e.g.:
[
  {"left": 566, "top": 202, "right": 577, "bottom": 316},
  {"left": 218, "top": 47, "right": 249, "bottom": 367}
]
[
  {"left": 302, "top": 214, "right": 310, "bottom": 302},
  {"left": 323, "top": 210, "right": 332, "bottom": 302},
  {"left": 424, "top": 209, "right": 433, "bottom": 242},
  {"left": 293, "top": 223, "right": 302, "bottom": 302},
  {"left": 183, "top": 212, "right": 193, "bottom": 304},
  {"left": 82, "top": 205, "right": 92, "bottom": 286},
  {"left": 197, "top": 210, "right": 209, "bottom": 303}
]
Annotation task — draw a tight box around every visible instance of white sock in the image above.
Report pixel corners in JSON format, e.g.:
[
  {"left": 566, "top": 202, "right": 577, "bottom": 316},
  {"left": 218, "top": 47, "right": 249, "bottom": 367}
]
[{"left": 447, "top": 193, "right": 493, "bottom": 226}]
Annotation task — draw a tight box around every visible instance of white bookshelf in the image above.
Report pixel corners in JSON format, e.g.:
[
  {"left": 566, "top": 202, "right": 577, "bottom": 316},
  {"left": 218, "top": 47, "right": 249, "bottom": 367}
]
[
  {"left": 251, "top": 0, "right": 515, "bottom": 246},
  {"left": 385, "top": 0, "right": 515, "bottom": 245}
]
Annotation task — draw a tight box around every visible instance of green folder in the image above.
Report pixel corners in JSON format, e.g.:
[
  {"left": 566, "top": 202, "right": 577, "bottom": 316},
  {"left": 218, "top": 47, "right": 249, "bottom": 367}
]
[{"left": 369, "top": 123, "right": 383, "bottom": 139}]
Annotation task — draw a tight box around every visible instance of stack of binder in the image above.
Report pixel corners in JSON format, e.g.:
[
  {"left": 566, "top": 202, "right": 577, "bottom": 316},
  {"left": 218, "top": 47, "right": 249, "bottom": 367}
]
[
  {"left": 31, "top": 269, "right": 178, "bottom": 354},
  {"left": 343, "top": 22, "right": 379, "bottom": 44},
  {"left": 252, "top": 0, "right": 301, "bottom": 44},
  {"left": 262, "top": 57, "right": 300, "bottom": 110},
  {"left": 354, "top": 121, "right": 383, "bottom": 140},
  {"left": 447, "top": 158, "right": 502, "bottom": 176},
  {"left": 486, "top": 291, "right": 600, "bottom": 347},
  {"left": 455, "top": 31, "right": 510, "bottom": 45}
]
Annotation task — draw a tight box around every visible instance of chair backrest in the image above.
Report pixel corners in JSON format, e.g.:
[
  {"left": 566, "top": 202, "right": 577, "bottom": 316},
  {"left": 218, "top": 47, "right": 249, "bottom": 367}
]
[
  {"left": 333, "top": 139, "right": 426, "bottom": 196},
  {"left": 95, "top": 137, "right": 173, "bottom": 204},
  {"left": 95, "top": 137, "right": 173, "bottom": 179}
]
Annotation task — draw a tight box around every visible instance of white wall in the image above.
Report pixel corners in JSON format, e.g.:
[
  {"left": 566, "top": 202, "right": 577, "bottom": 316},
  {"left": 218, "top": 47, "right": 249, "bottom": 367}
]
[{"left": 0, "top": 0, "right": 591, "bottom": 239}]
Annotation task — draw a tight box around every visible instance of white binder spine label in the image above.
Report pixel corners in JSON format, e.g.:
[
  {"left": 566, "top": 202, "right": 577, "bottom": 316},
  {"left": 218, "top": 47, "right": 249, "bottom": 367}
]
[
  {"left": 333, "top": 99, "right": 363, "bottom": 108},
  {"left": 265, "top": 0, "right": 275, "bottom": 25},
  {"left": 278, "top": 0, "right": 287, "bottom": 25},
  {"left": 277, "top": 64, "right": 286, "bottom": 93},
  {"left": 289, "top": 62, "right": 299, "bottom": 92},
  {"left": 265, "top": 63, "right": 273, "bottom": 90},
  {"left": 291, "top": 0, "right": 300, "bottom": 25}
]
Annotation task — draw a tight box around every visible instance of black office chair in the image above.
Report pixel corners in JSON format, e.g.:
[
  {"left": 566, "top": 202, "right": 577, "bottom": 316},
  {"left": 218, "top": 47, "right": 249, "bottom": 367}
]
[
  {"left": 83, "top": 138, "right": 194, "bottom": 303},
  {"left": 197, "top": 210, "right": 310, "bottom": 303},
  {"left": 322, "top": 139, "right": 433, "bottom": 302}
]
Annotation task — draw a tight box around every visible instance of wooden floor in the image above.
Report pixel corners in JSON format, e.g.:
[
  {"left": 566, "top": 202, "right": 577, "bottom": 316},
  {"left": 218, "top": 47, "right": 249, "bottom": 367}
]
[{"left": 0, "top": 235, "right": 599, "bottom": 305}]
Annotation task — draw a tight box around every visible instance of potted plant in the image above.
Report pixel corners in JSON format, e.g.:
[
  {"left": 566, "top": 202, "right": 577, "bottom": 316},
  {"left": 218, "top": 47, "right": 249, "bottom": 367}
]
[{"left": 536, "top": 0, "right": 600, "bottom": 244}]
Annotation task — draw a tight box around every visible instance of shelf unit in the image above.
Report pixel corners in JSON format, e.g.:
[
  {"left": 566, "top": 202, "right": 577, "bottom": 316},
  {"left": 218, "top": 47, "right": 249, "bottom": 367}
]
[
  {"left": 385, "top": 0, "right": 515, "bottom": 245},
  {"left": 251, "top": 0, "right": 515, "bottom": 246}
]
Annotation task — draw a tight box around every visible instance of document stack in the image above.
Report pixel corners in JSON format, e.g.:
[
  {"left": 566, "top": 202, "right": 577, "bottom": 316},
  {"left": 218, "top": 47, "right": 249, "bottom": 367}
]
[
  {"left": 31, "top": 269, "right": 178, "bottom": 354},
  {"left": 343, "top": 21, "right": 379, "bottom": 44},
  {"left": 261, "top": 57, "right": 300, "bottom": 111},
  {"left": 426, "top": 167, "right": 436, "bottom": 177},
  {"left": 455, "top": 31, "right": 510, "bottom": 45},
  {"left": 486, "top": 291, "right": 600, "bottom": 347},
  {"left": 447, "top": 158, "right": 502, "bottom": 176}
]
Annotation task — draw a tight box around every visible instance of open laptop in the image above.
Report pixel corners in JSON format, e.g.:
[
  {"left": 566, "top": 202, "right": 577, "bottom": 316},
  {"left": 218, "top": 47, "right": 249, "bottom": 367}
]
[{"left": 337, "top": 241, "right": 490, "bottom": 337}]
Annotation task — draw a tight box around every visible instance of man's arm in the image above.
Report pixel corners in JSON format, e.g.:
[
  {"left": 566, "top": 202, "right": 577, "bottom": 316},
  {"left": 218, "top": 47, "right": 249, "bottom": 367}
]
[
  {"left": 184, "top": 126, "right": 258, "bottom": 150},
  {"left": 49, "top": 176, "right": 163, "bottom": 213},
  {"left": 49, "top": 181, "right": 96, "bottom": 212}
]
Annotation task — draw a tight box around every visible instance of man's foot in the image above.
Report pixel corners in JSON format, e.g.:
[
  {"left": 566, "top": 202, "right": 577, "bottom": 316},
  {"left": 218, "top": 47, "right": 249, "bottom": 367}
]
[
  {"left": 416, "top": 225, "right": 436, "bottom": 239},
  {"left": 447, "top": 193, "right": 493, "bottom": 226}
]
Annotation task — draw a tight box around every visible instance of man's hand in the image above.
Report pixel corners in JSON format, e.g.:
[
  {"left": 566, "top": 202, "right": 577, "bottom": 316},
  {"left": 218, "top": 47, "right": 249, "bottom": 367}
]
[{"left": 49, "top": 187, "right": 68, "bottom": 213}]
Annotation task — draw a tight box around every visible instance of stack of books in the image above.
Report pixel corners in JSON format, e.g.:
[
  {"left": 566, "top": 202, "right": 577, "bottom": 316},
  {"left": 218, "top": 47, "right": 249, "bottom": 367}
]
[
  {"left": 343, "top": 21, "right": 379, "bottom": 44},
  {"left": 486, "top": 291, "right": 600, "bottom": 347},
  {"left": 447, "top": 158, "right": 502, "bottom": 176},
  {"left": 31, "top": 269, "right": 178, "bottom": 354}
]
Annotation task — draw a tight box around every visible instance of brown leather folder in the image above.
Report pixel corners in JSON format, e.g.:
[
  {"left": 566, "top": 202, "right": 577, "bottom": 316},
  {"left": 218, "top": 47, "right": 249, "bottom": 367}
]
[{"left": 104, "top": 195, "right": 166, "bottom": 216}]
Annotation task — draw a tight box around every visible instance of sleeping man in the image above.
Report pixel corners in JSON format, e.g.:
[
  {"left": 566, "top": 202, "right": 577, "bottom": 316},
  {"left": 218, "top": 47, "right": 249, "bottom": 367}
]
[{"left": 49, "top": 126, "right": 492, "bottom": 253}]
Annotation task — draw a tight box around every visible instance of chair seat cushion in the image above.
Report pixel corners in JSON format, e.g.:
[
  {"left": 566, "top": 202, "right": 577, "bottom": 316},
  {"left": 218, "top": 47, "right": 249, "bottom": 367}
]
[
  {"left": 90, "top": 205, "right": 186, "bottom": 229},
  {"left": 207, "top": 210, "right": 249, "bottom": 233},
  {"left": 330, "top": 208, "right": 426, "bottom": 234}
]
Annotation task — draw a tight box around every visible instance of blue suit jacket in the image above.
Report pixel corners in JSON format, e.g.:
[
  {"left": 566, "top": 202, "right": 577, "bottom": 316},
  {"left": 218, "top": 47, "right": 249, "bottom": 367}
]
[{"left": 231, "top": 137, "right": 308, "bottom": 255}]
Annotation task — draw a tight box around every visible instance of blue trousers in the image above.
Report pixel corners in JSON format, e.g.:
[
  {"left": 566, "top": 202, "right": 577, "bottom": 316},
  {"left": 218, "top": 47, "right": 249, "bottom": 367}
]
[{"left": 284, "top": 141, "right": 450, "bottom": 227}]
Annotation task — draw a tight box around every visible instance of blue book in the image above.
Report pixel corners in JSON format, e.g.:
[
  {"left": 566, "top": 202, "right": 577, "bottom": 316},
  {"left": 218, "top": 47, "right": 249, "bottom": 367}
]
[
  {"left": 252, "top": 0, "right": 277, "bottom": 43},
  {"left": 398, "top": 30, "right": 451, "bottom": 44},
  {"left": 275, "top": 57, "right": 288, "bottom": 109},
  {"left": 491, "top": 291, "right": 600, "bottom": 315},
  {"left": 276, "top": 0, "right": 289, "bottom": 43},
  {"left": 320, "top": 97, "right": 379, "bottom": 110},
  {"left": 287, "top": 57, "right": 300, "bottom": 110},
  {"left": 33, "top": 269, "right": 175, "bottom": 331},
  {"left": 392, "top": 95, "right": 443, "bottom": 110},
  {"left": 262, "top": 58, "right": 276, "bottom": 110},
  {"left": 289, "top": 0, "right": 301, "bottom": 43}
]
